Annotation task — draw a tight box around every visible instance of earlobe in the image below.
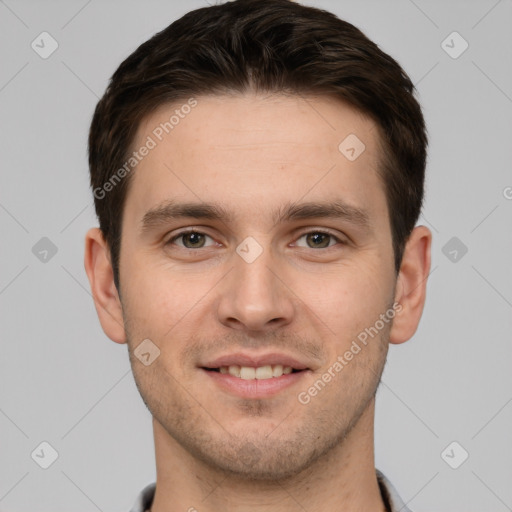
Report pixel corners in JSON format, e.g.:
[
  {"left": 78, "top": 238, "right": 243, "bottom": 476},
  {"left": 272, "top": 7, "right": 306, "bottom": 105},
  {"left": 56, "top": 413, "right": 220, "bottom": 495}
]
[
  {"left": 389, "top": 225, "right": 432, "bottom": 345},
  {"left": 84, "top": 228, "right": 127, "bottom": 344}
]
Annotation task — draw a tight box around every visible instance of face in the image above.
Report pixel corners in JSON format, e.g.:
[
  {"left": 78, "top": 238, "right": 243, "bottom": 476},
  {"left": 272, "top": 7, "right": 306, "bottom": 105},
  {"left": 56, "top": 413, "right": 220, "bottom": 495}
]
[{"left": 118, "top": 93, "right": 398, "bottom": 479}]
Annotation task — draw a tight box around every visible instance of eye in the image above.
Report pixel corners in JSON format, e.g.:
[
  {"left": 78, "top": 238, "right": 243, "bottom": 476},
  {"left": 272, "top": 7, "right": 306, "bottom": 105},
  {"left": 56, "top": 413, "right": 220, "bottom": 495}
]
[
  {"left": 167, "top": 230, "right": 216, "bottom": 249},
  {"left": 165, "top": 229, "right": 345, "bottom": 251},
  {"left": 294, "top": 231, "right": 343, "bottom": 249}
]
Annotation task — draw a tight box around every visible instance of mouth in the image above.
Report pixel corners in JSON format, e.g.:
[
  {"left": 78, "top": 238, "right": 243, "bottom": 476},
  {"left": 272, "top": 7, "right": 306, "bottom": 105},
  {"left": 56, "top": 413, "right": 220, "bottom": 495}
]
[
  {"left": 199, "top": 354, "right": 311, "bottom": 399},
  {"left": 203, "top": 364, "right": 303, "bottom": 380}
]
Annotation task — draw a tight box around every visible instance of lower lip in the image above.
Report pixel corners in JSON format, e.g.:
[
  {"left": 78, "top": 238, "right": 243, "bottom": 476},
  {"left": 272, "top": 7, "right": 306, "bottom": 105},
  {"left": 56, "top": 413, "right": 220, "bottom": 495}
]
[{"left": 202, "top": 369, "right": 309, "bottom": 399}]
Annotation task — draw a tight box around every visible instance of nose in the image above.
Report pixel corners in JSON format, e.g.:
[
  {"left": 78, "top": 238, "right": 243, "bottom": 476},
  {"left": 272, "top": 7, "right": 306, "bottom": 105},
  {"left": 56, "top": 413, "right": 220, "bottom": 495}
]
[{"left": 216, "top": 241, "right": 295, "bottom": 333}]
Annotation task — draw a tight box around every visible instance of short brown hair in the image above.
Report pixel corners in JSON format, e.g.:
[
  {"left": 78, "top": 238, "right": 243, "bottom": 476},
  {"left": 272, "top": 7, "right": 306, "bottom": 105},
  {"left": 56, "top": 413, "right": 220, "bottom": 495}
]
[{"left": 88, "top": 0, "right": 427, "bottom": 291}]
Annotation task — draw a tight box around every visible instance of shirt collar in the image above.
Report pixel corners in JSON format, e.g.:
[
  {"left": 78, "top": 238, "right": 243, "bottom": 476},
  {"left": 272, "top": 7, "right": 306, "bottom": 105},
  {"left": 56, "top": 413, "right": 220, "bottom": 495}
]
[
  {"left": 130, "top": 470, "right": 411, "bottom": 512},
  {"left": 377, "top": 469, "right": 412, "bottom": 512}
]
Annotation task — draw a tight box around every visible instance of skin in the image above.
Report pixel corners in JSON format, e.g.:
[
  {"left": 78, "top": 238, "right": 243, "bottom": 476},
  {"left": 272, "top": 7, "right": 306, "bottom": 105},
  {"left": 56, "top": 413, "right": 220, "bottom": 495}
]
[{"left": 85, "top": 93, "right": 431, "bottom": 512}]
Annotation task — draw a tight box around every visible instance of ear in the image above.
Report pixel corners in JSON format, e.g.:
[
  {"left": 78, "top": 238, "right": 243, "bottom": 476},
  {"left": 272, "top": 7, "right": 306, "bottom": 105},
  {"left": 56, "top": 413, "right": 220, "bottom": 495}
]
[
  {"left": 390, "top": 225, "right": 432, "bottom": 345},
  {"left": 84, "top": 228, "right": 126, "bottom": 344}
]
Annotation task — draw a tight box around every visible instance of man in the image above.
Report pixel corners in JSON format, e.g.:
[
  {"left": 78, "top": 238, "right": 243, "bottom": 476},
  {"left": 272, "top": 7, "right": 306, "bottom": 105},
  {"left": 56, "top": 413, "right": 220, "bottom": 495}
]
[{"left": 84, "top": 0, "right": 431, "bottom": 510}]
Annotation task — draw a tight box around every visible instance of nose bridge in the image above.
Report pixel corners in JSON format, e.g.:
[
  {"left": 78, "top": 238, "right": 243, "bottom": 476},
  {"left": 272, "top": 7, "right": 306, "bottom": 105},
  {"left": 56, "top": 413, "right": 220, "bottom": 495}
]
[
  {"left": 236, "top": 239, "right": 277, "bottom": 300},
  {"left": 216, "top": 235, "right": 294, "bottom": 330}
]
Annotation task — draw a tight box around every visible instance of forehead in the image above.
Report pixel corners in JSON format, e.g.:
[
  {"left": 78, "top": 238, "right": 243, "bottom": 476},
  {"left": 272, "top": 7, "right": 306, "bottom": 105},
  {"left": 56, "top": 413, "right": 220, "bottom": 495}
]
[{"left": 125, "top": 93, "right": 387, "bottom": 229}]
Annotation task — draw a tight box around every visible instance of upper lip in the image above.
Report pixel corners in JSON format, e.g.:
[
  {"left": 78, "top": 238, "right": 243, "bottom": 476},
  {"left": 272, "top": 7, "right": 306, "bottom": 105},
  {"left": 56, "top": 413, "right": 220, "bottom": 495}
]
[{"left": 201, "top": 352, "right": 310, "bottom": 370}]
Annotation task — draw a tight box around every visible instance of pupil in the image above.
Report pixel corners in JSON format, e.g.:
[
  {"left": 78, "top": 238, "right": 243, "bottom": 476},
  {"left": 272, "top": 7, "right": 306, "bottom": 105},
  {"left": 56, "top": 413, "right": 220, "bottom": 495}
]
[
  {"left": 185, "top": 232, "right": 204, "bottom": 248},
  {"left": 308, "top": 233, "right": 329, "bottom": 248}
]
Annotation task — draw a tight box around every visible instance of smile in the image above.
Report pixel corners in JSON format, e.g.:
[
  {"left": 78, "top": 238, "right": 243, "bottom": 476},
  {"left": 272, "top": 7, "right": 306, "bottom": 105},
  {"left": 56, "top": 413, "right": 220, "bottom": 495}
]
[
  {"left": 211, "top": 364, "right": 297, "bottom": 380},
  {"left": 202, "top": 366, "right": 309, "bottom": 399}
]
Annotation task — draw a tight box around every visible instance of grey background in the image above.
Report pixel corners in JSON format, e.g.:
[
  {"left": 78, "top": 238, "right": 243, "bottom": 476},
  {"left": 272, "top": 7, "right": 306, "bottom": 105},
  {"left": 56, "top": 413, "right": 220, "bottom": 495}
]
[{"left": 0, "top": 0, "right": 511, "bottom": 510}]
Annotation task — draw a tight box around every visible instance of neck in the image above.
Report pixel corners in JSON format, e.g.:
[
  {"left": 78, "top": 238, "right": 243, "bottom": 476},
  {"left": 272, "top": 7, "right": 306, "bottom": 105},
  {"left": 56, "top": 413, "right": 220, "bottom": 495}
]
[{"left": 149, "top": 398, "right": 385, "bottom": 512}]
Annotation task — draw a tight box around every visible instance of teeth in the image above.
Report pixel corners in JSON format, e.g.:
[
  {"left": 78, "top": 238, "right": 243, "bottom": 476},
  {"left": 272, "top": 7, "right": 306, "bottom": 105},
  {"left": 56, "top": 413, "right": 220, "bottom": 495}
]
[
  {"left": 240, "top": 367, "right": 256, "bottom": 380},
  {"left": 255, "top": 365, "right": 273, "bottom": 379},
  {"left": 219, "top": 365, "right": 295, "bottom": 380},
  {"left": 228, "top": 365, "right": 241, "bottom": 378},
  {"left": 272, "top": 364, "right": 283, "bottom": 377}
]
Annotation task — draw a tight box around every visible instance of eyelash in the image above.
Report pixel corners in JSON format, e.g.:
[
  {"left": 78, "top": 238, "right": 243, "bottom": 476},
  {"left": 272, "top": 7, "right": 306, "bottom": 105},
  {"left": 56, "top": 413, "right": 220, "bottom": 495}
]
[{"left": 166, "top": 229, "right": 346, "bottom": 250}]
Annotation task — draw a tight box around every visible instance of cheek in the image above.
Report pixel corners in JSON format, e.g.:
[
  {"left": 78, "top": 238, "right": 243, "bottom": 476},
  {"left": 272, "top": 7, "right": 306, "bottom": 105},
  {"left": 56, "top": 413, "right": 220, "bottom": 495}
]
[
  {"left": 123, "top": 261, "right": 218, "bottom": 337},
  {"left": 301, "top": 259, "right": 391, "bottom": 340}
]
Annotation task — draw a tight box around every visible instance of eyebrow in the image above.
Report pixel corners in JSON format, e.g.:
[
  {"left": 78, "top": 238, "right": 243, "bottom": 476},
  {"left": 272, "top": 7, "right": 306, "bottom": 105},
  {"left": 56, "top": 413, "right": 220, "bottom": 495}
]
[{"left": 140, "top": 199, "right": 372, "bottom": 234}]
